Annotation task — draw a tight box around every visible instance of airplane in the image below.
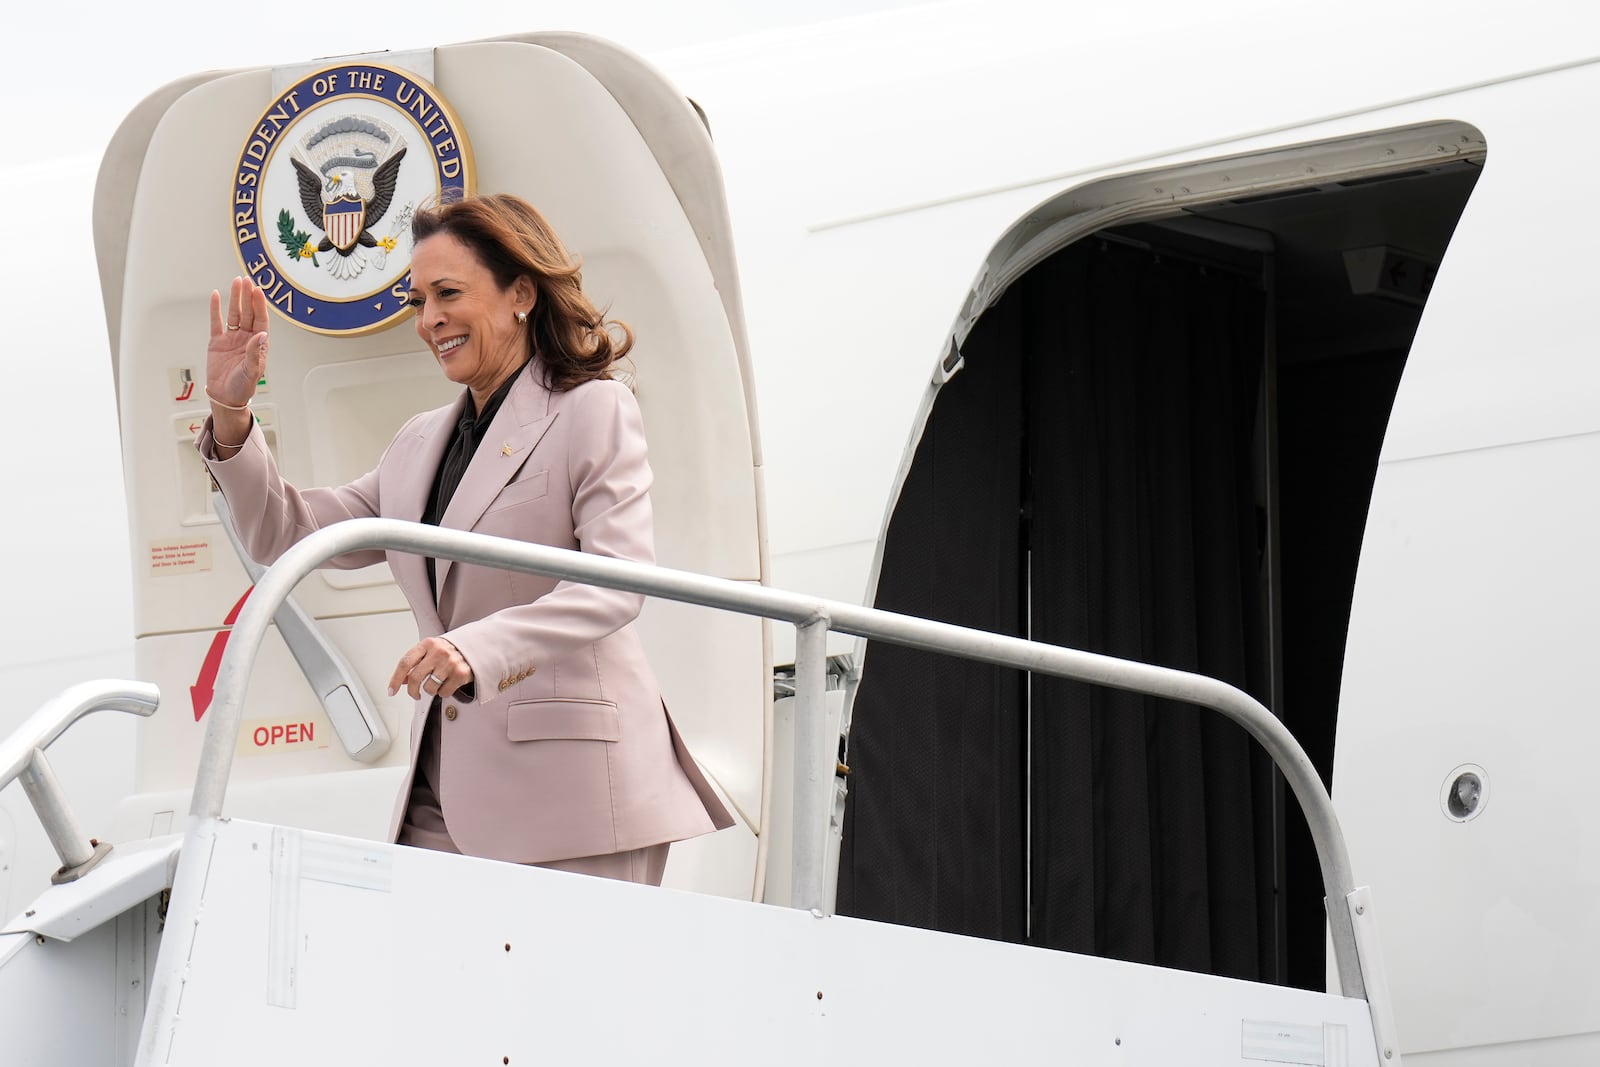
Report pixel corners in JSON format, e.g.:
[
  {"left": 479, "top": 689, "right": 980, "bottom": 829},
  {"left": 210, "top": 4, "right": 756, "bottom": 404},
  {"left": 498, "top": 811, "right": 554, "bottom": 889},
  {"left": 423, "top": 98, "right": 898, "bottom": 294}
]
[{"left": 5, "top": 1, "right": 1600, "bottom": 1062}]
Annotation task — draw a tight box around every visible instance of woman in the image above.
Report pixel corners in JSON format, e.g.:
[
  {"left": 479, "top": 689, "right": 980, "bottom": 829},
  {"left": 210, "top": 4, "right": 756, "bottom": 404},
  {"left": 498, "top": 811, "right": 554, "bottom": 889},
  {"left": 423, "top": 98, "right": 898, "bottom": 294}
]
[{"left": 199, "top": 193, "right": 733, "bottom": 884}]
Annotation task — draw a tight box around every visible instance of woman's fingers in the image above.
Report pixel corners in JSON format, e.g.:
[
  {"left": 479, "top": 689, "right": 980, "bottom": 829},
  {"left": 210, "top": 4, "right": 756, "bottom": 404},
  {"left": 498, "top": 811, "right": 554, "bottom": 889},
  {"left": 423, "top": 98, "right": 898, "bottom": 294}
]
[
  {"left": 426, "top": 668, "right": 459, "bottom": 700},
  {"left": 212, "top": 279, "right": 248, "bottom": 345},
  {"left": 250, "top": 277, "right": 269, "bottom": 331},
  {"left": 386, "top": 657, "right": 407, "bottom": 698},
  {"left": 219, "top": 276, "right": 270, "bottom": 335},
  {"left": 388, "top": 639, "right": 473, "bottom": 700},
  {"left": 395, "top": 645, "right": 432, "bottom": 698},
  {"left": 248, "top": 330, "right": 269, "bottom": 382},
  {"left": 405, "top": 658, "right": 457, "bottom": 701}
]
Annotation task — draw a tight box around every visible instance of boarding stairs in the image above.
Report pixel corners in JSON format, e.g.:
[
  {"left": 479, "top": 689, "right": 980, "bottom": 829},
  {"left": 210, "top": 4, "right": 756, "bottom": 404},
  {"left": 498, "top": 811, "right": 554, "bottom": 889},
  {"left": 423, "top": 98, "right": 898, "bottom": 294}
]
[{"left": 0, "top": 519, "right": 1400, "bottom": 1065}]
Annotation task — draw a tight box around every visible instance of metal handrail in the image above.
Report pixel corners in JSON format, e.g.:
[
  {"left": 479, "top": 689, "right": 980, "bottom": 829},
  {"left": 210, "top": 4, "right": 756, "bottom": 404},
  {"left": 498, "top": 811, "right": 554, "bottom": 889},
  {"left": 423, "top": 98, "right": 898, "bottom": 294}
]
[
  {"left": 1, "top": 680, "right": 160, "bottom": 880},
  {"left": 189, "top": 518, "right": 1369, "bottom": 999}
]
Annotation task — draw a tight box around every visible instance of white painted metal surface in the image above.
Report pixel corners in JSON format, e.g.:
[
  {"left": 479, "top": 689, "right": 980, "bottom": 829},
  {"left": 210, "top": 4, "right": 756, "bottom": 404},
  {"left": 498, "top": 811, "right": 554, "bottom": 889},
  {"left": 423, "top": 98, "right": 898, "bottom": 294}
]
[
  {"left": 141, "top": 816, "right": 1380, "bottom": 1066},
  {"left": 1, "top": 924, "right": 124, "bottom": 1066},
  {"left": 1, "top": 834, "right": 178, "bottom": 943},
  {"left": 1347, "top": 887, "right": 1402, "bottom": 1066},
  {"left": 1, "top": 894, "right": 164, "bottom": 1067},
  {"left": 1339, "top": 432, "right": 1600, "bottom": 1060}
]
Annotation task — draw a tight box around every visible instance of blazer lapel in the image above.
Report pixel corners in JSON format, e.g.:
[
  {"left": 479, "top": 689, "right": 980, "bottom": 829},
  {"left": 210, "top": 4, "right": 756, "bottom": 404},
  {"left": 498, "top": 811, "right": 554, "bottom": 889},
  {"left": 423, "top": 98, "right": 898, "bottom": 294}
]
[
  {"left": 385, "top": 398, "right": 463, "bottom": 632},
  {"left": 434, "top": 368, "right": 559, "bottom": 597}
]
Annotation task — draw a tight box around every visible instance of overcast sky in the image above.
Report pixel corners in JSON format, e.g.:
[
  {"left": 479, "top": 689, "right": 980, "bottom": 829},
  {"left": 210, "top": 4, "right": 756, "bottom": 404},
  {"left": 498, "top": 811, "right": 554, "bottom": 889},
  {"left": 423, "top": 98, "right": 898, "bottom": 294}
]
[{"left": 8, "top": 0, "right": 943, "bottom": 168}]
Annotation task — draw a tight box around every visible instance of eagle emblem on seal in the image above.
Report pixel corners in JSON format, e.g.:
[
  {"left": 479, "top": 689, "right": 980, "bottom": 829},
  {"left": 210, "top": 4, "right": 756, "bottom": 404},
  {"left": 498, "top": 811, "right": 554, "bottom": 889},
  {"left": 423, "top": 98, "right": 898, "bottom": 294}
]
[{"left": 289, "top": 115, "right": 408, "bottom": 281}]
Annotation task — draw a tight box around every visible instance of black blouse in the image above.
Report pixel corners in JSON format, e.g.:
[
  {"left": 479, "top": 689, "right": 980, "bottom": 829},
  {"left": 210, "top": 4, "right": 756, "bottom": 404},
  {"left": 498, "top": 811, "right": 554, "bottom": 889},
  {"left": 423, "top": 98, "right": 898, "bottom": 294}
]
[{"left": 421, "top": 361, "right": 528, "bottom": 597}]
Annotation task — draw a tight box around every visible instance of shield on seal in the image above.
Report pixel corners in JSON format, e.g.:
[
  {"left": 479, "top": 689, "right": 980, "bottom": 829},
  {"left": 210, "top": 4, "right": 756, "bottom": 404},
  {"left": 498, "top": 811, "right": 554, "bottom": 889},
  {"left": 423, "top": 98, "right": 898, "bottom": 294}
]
[{"left": 323, "top": 196, "right": 367, "bottom": 253}]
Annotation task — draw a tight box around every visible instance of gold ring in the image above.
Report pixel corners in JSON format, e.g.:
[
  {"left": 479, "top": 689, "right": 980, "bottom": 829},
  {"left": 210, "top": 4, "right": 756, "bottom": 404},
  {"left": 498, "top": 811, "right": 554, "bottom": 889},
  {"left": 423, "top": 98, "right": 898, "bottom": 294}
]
[{"left": 226, "top": 324, "right": 242, "bottom": 331}]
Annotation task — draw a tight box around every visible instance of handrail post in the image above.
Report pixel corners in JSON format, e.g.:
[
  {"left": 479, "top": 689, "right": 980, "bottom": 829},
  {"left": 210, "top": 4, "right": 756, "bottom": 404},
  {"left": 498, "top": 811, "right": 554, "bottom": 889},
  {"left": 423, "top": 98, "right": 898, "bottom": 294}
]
[
  {"left": 790, "top": 613, "right": 832, "bottom": 914},
  {"left": 17, "top": 750, "right": 96, "bottom": 870},
  {"left": 0, "top": 680, "right": 161, "bottom": 883}
]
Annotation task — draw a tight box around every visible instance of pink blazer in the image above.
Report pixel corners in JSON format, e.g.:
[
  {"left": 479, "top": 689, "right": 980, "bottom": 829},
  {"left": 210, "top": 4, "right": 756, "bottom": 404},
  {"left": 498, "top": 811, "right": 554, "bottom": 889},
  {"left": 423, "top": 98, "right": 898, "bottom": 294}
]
[{"left": 199, "top": 364, "right": 733, "bottom": 863}]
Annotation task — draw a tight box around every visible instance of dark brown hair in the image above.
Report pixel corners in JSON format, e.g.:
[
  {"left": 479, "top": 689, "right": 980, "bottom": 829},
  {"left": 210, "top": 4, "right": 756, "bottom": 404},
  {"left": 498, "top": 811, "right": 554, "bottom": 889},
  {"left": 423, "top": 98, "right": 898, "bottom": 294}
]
[{"left": 411, "top": 192, "right": 633, "bottom": 391}]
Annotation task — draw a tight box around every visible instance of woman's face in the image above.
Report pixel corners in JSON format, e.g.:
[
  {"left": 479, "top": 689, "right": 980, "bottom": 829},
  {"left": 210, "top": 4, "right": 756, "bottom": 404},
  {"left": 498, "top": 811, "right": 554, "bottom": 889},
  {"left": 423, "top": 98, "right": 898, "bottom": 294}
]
[{"left": 408, "top": 233, "right": 535, "bottom": 400}]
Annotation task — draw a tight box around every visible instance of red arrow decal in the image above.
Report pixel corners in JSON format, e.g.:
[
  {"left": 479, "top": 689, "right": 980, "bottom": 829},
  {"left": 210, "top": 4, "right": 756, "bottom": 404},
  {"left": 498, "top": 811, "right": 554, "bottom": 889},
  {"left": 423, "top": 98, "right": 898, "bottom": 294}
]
[
  {"left": 191, "top": 587, "right": 253, "bottom": 721},
  {"left": 188, "top": 421, "right": 204, "bottom": 434}
]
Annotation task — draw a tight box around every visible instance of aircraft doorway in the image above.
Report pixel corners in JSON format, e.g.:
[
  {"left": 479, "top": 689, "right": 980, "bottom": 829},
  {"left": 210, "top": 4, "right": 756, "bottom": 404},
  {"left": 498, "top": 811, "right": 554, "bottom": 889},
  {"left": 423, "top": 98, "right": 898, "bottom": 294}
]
[{"left": 838, "top": 153, "right": 1482, "bottom": 990}]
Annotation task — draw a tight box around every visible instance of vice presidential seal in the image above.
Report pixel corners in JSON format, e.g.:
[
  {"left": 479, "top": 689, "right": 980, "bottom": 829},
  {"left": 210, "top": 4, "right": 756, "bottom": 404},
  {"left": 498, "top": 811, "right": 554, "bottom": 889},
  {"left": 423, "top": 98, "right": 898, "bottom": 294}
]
[{"left": 230, "top": 62, "right": 473, "bottom": 335}]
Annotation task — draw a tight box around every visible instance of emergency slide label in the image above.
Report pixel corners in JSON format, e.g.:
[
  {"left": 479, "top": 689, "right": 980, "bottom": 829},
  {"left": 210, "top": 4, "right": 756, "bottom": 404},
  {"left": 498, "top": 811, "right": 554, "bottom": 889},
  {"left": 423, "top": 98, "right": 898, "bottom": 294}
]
[{"left": 149, "top": 539, "right": 213, "bottom": 576}]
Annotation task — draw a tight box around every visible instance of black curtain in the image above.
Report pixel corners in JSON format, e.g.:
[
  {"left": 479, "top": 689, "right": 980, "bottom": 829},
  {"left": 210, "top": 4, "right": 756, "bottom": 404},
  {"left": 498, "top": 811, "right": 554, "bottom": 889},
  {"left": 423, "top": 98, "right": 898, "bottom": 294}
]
[
  {"left": 836, "top": 303, "right": 1027, "bottom": 939},
  {"left": 840, "top": 238, "right": 1277, "bottom": 981},
  {"left": 1023, "top": 241, "right": 1274, "bottom": 978}
]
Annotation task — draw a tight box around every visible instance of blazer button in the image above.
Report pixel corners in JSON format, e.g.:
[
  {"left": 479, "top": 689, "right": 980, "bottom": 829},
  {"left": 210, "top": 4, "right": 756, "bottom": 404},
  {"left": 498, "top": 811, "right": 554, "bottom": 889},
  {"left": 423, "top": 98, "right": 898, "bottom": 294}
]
[{"left": 443, "top": 704, "right": 458, "bottom": 721}]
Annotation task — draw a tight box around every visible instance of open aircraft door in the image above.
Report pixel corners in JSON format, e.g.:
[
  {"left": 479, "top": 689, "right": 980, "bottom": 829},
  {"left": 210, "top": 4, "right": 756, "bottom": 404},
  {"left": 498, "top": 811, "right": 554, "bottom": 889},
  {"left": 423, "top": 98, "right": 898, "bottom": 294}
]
[{"left": 93, "top": 33, "right": 769, "bottom": 898}]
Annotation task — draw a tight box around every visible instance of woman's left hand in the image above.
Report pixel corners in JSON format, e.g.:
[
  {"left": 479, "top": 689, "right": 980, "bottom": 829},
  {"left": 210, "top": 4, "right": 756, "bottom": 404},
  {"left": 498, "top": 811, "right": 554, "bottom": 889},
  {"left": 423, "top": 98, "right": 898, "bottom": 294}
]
[{"left": 389, "top": 637, "right": 474, "bottom": 700}]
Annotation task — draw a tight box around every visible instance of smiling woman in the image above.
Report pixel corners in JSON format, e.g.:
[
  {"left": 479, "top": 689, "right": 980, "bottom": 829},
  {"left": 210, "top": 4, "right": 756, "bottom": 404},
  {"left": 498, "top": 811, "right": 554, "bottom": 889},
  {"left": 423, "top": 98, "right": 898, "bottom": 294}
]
[
  {"left": 195, "top": 191, "right": 733, "bottom": 883},
  {"left": 406, "top": 233, "right": 539, "bottom": 409},
  {"left": 408, "top": 194, "right": 635, "bottom": 394}
]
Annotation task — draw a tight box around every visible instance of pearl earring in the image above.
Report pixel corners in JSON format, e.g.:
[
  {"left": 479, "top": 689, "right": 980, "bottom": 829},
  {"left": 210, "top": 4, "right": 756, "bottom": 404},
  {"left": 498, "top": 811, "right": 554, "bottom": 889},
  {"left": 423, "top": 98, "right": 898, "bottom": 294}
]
[{"left": 515, "top": 310, "right": 528, "bottom": 324}]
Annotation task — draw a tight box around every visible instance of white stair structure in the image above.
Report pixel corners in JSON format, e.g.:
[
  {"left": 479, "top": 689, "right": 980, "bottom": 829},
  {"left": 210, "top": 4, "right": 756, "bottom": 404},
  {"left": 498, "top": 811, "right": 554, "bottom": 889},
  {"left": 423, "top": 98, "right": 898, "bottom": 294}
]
[{"left": 1, "top": 520, "right": 1398, "bottom": 1066}]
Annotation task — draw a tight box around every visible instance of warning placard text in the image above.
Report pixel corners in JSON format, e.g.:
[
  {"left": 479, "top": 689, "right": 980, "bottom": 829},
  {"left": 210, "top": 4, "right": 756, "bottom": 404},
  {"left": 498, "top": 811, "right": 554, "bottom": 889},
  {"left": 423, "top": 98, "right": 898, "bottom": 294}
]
[{"left": 149, "top": 539, "right": 213, "bottom": 576}]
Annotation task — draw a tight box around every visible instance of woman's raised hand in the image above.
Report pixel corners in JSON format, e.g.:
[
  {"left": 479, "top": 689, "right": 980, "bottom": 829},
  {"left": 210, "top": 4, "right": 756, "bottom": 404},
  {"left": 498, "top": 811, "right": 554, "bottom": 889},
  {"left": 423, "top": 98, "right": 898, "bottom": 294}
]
[{"left": 207, "top": 277, "right": 270, "bottom": 409}]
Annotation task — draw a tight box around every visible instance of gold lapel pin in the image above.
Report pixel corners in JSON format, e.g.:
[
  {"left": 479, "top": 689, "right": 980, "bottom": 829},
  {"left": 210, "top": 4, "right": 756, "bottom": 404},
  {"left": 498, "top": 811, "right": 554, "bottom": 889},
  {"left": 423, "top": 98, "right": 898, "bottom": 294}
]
[{"left": 500, "top": 443, "right": 515, "bottom": 457}]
